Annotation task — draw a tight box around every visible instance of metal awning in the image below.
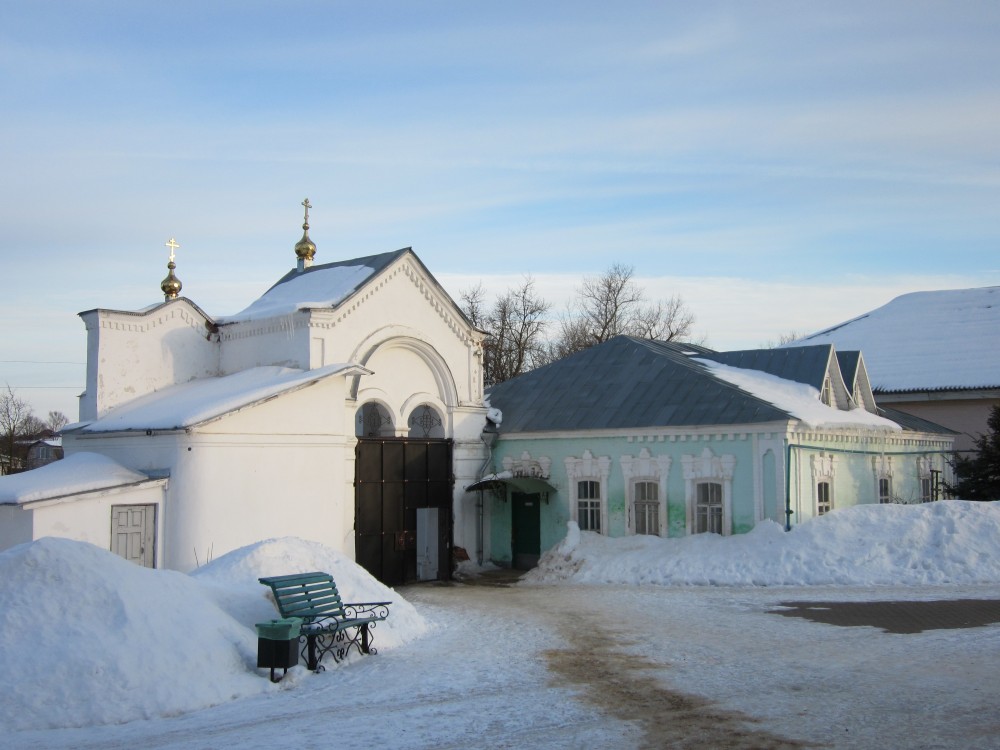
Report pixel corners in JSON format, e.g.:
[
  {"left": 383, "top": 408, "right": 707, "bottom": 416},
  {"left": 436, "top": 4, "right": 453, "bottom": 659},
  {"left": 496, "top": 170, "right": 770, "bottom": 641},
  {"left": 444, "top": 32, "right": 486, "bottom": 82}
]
[{"left": 465, "top": 475, "right": 558, "bottom": 495}]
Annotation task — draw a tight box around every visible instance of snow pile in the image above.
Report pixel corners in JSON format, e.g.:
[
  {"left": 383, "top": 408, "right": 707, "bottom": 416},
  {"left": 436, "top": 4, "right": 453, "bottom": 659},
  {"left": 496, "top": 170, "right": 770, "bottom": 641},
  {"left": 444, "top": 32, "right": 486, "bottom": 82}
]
[
  {"left": 0, "top": 537, "right": 428, "bottom": 731},
  {"left": 525, "top": 501, "right": 1000, "bottom": 587},
  {"left": 0, "top": 452, "right": 150, "bottom": 504},
  {"left": 191, "top": 536, "right": 430, "bottom": 649},
  {"left": 698, "top": 359, "right": 900, "bottom": 430}
]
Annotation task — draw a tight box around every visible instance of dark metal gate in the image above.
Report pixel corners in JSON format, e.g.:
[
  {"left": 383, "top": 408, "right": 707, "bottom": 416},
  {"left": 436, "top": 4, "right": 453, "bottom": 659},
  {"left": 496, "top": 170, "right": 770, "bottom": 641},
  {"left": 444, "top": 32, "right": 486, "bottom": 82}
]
[{"left": 355, "top": 438, "right": 453, "bottom": 585}]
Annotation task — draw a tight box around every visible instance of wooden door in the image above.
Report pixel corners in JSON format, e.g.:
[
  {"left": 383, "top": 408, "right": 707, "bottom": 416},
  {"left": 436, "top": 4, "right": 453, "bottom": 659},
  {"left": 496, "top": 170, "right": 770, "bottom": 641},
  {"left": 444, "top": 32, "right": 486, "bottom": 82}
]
[{"left": 111, "top": 505, "right": 156, "bottom": 568}]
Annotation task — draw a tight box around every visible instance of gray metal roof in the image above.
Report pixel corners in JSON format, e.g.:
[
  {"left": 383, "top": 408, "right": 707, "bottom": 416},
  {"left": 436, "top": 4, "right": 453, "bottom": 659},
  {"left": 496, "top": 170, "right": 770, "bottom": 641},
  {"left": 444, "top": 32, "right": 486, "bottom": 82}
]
[
  {"left": 877, "top": 406, "right": 957, "bottom": 434},
  {"left": 267, "top": 248, "right": 409, "bottom": 293},
  {"left": 700, "top": 346, "right": 834, "bottom": 390},
  {"left": 487, "top": 336, "right": 794, "bottom": 434}
]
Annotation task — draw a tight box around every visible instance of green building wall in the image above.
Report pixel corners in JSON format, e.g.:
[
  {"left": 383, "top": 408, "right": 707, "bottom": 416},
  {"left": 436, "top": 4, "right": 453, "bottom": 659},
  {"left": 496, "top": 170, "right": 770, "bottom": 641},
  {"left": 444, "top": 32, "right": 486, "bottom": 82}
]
[{"left": 485, "top": 428, "right": 953, "bottom": 567}]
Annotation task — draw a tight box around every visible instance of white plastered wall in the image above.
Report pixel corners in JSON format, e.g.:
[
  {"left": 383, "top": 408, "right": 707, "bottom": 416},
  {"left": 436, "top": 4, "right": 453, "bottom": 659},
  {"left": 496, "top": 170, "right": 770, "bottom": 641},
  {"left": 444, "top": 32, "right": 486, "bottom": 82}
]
[
  {"left": 71, "top": 374, "right": 355, "bottom": 572},
  {"left": 0, "top": 481, "right": 167, "bottom": 563},
  {"left": 79, "top": 300, "right": 219, "bottom": 421}
]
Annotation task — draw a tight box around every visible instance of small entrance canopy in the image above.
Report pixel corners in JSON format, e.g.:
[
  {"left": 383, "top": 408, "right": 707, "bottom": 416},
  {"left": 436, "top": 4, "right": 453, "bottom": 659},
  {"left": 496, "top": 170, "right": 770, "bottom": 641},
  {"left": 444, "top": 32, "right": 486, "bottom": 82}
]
[{"left": 466, "top": 472, "right": 558, "bottom": 500}]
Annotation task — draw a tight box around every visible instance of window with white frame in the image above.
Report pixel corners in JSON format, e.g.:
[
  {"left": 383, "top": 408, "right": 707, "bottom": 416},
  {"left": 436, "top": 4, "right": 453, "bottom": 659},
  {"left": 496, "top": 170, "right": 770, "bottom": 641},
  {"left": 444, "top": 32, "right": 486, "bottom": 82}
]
[
  {"left": 565, "top": 450, "right": 611, "bottom": 535},
  {"left": 633, "top": 481, "right": 659, "bottom": 535},
  {"left": 577, "top": 480, "right": 602, "bottom": 533},
  {"left": 917, "top": 455, "right": 935, "bottom": 503},
  {"left": 878, "top": 477, "right": 892, "bottom": 504},
  {"left": 817, "top": 481, "right": 832, "bottom": 515},
  {"left": 873, "top": 455, "right": 893, "bottom": 504},
  {"left": 620, "top": 448, "right": 671, "bottom": 537},
  {"left": 695, "top": 482, "right": 724, "bottom": 534},
  {"left": 681, "top": 447, "right": 736, "bottom": 536},
  {"left": 811, "top": 453, "right": 836, "bottom": 518},
  {"left": 820, "top": 376, "right": 833, "bottom": 406}
]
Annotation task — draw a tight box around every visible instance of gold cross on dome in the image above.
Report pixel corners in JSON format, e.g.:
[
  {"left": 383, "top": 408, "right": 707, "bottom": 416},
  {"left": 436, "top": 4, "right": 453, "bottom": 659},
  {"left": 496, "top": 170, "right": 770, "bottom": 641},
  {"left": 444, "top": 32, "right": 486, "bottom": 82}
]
[
  {"left": 165, "top": 237, "right": 180, "bottom": 263},
  {"left": 301, "top": 198, "right": 311, "bottom": 225}
]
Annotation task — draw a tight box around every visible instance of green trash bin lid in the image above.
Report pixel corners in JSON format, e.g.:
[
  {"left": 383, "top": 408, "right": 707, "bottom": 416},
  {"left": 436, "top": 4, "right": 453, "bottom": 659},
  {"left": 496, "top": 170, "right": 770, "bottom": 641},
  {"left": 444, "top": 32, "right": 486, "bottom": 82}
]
[{"left": 255, "top": 617, "right": 303, "bottom": 640}]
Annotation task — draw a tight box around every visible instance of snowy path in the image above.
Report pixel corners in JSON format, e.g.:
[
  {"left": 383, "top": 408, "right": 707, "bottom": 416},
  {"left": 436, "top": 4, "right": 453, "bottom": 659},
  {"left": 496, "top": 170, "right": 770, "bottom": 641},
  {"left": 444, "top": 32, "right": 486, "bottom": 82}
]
[{"left": 10, "top": 581, "right": 1000, "bottom": 749}]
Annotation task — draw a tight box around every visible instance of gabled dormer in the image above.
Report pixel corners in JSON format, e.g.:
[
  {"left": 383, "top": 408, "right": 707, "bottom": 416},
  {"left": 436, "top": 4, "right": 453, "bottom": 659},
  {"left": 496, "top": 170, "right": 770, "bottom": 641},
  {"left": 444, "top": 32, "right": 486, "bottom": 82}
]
[
  {"left": 704, "top": 344, "right": 853, "bottom": 411},
  {"left": 836, "top": 350, "right": 878, "bottom": 413}
]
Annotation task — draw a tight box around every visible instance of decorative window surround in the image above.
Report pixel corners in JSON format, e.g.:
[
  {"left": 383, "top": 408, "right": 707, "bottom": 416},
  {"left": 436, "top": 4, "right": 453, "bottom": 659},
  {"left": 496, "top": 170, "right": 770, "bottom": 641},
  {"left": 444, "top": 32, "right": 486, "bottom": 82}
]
[
  {"left": 564, "top": 450, "right": 611, "bottom": 534},
  {"left": 620, "top": 448, "right": 671, "bottom": 536},
  {"left": 681, "top": 446, "right": 736, "bottom": 536},
  {"left": 811, "top": 452, "right": 836, "bottom": 516},
  {"left": 873, "top": 454, "right": 894, "bottom": 503},
  {"left": 502, "top": 451, "right": 552, "bottom": 479},
  {"left": 917, "top": 455, "right": 934, "bottom": 503}
]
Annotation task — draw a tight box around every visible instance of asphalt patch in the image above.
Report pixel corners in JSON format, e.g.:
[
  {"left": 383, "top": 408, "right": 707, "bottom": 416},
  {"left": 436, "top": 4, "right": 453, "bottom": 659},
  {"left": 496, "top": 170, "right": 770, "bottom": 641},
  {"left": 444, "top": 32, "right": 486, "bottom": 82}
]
[{"left": 770, "top": 598, "right": 1000, "bottom": 634}]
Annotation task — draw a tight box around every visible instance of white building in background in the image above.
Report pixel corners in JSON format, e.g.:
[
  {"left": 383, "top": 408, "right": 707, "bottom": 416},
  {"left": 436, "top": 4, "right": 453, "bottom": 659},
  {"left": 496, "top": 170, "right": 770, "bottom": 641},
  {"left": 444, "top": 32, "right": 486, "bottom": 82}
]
[{"left": 0, "top": 203, "right": 489, "bottom": 583}]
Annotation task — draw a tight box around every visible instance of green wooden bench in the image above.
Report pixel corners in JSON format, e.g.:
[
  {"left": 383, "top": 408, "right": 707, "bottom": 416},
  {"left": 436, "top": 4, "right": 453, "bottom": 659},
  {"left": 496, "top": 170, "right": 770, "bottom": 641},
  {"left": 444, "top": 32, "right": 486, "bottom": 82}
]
[{"left": 258, "top": 571, "right": 391, "bottom": 671}]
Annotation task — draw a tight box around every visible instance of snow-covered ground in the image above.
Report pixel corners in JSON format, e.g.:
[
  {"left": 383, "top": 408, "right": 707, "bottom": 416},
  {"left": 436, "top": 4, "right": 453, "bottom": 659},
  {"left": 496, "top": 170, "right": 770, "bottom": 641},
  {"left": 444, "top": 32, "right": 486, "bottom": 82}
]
[{"left": 3, "top": 501, "right": 999, "bottom": 748}]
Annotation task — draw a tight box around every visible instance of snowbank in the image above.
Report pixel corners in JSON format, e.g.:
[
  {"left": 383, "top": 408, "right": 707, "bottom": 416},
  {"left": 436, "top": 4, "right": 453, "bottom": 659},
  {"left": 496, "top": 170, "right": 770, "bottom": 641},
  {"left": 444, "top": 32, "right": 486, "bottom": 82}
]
[
  {"left": 191, "top": 536, "right": 430, "bottom": 649},
  {"left": 525, "top": 501, "right": 1000, "bottom": 587},
  {"left": 0, "top": 537, "right": 428, "bottom": 731}
]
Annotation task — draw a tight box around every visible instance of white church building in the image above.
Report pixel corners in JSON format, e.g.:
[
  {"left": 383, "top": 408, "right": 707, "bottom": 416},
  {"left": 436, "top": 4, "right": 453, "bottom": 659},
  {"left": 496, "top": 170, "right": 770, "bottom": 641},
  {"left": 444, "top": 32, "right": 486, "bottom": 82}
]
[{"left": 0, "top": 203, "right": 489, "bottom": 584}]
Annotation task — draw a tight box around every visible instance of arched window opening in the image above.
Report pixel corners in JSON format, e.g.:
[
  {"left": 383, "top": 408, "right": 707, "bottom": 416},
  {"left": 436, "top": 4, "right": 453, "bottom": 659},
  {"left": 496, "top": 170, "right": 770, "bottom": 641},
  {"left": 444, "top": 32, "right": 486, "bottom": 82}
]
[
  {"left": 356, "top": 402, "right": 394, "bottom": 438},
  {"left": 407, "top": 404, "right": 445, "bottom": 438}
]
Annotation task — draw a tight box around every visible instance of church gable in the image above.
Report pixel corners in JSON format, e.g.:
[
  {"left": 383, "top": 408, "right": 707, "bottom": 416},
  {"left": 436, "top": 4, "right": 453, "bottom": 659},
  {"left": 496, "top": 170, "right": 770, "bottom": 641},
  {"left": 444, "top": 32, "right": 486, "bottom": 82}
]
[{"left": 79, "top": 298, "right": 219, "bottom": 420}]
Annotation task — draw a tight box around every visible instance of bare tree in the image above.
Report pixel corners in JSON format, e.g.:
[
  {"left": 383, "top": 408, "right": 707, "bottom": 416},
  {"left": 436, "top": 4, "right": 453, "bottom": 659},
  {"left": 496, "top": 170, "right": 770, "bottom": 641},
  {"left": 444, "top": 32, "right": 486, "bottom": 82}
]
[
  {"left": 0, "top": 385, "right": 35, "bottom": 474},
  {"left": 47, "top": 411, "right": 69, "bottom": 431},
  {"left": 460, "top": 278, "right": 551, "bottom": 386},
  {"left": 761, "top": 331, "right": 805, "bottom": 348},
  {"left": 552, "top": 263, "right": 697, "bottom": 358},
  {"left": 459, "top": 283, "right": 487, "bottom": 329}
]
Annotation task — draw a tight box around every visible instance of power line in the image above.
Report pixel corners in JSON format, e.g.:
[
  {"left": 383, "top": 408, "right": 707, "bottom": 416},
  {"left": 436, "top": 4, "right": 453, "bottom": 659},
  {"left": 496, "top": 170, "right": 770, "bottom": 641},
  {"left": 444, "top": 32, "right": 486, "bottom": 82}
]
[
  {"left": 6, "top": 386, "right": 82, "bottom": 389},
  {"left": 0, "top": 360, "right": 85, "bottom": 365}
]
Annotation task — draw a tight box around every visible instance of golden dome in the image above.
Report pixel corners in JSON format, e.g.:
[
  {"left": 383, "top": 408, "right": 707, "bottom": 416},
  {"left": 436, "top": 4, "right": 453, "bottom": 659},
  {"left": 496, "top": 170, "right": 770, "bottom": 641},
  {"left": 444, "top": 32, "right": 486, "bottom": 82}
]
[
  {"left": 295, "top": 232, "right": 316, "bottom": 261},
  {"left": 161, "top": 261, "right": 182, "bottom": 300},
  {"left": 294, "top": 198, "right": 317, "bottom": 264}
]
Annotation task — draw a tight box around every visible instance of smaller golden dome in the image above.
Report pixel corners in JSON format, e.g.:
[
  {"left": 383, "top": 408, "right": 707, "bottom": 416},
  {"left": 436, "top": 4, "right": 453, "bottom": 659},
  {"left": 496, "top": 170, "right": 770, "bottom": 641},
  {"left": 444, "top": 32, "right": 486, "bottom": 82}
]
[
  {"left": 161, "top": 261, "right": 182, "bottom": 300},
  {"left": 295, "top": 232, "right": 316, "bottom": 261},
  {"left": 294, "top": 198, "right": 317, "bottom": 265}
]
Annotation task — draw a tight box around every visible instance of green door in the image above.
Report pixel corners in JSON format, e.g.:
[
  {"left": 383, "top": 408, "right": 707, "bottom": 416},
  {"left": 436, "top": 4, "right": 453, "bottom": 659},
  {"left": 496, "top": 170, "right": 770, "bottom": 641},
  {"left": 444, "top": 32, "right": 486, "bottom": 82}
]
[{"left": 511, "top": 492, "right": 541, "bottom": 570}]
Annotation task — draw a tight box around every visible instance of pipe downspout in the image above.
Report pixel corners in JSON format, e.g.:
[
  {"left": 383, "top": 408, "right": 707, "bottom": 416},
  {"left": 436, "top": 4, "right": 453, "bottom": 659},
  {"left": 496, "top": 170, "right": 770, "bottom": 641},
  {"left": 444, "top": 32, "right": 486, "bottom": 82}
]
[{"left": 785, "top": 442, "right": 794, "bottom": 532}]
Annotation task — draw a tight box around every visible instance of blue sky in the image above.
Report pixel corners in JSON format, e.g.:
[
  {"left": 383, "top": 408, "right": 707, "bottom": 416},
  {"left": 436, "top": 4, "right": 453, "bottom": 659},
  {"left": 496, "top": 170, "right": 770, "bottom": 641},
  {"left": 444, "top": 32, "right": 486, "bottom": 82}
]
[{"left": 2, "top": 1, "right": 999, "bottom": 420}]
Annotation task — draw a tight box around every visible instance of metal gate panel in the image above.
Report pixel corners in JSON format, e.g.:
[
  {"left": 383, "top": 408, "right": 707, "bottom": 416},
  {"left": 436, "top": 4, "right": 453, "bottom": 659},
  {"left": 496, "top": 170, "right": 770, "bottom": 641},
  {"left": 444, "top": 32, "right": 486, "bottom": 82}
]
[{"left": 355, "top": 438, "right": 453, "bottom": 585}]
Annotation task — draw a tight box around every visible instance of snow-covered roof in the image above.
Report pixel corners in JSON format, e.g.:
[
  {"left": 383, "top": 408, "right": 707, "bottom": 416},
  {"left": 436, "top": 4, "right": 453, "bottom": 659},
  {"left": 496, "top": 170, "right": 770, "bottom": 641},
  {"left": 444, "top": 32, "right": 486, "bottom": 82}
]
[
  {"left": 0, "top": 452, "right": 152, "bottom": 505},
  {"left": 76, "top": 364, "right": 367, "bottom": 433},
  {"left": 792, "top": 286, "right": 1000, "bottom": 392},
  {"left": 488, "top": 336, "right": 906, "bottom": 434},
  {"left": 696, "top": 359, "right": 899, "bottom": 430},
  {"left": 219, "top": 249, "right": 407, "bottom": 323}
]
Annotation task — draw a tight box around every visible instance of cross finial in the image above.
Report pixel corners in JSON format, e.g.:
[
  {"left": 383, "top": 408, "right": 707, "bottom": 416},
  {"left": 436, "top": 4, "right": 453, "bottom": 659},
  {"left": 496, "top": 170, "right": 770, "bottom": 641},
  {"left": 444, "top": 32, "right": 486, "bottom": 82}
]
[
  {"left": 301, "top": 198, "right": 312, "bottom": 229},
  {"left": 165, "top": 237, "right": 180, "bottom": 263}
]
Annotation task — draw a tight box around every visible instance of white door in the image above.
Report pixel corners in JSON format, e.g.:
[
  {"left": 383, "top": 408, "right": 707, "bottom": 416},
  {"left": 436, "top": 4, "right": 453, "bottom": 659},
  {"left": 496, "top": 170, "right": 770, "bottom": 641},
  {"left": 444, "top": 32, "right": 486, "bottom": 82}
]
[
  {"left": 415, "top": 507, "right": 439, "bottom": 581},
  {"left": 111, "top": 505, "right": 156, "bottom": 568}
]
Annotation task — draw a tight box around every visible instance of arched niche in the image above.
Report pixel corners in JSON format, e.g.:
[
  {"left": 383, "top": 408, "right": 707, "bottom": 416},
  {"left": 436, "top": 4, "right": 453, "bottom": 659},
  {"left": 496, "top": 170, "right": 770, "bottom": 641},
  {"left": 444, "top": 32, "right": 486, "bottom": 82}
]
[
  {"left": 349, "top": 329, "right": 459, "bottom": 408},
  {"left": 355, "top": 401, "right": 395, "bottom": 438},
  {"left": 407, "top": 403, "right": 445, "bottom": 439}
]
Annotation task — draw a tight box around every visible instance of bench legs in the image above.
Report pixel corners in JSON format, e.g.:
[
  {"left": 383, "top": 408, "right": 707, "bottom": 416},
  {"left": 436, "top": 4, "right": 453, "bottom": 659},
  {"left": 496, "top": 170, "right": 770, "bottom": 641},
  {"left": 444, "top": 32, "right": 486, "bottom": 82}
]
[{"left": 302, "top": 623, "right": 376, "bottom": 672}]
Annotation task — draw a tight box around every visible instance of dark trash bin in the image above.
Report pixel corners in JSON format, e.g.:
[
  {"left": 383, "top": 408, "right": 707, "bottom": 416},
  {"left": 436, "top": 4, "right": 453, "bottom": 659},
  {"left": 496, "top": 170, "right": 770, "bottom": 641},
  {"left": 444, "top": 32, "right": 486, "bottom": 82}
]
[{"left": 255, "top": 617, "right": 302, "bottom": 682}]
